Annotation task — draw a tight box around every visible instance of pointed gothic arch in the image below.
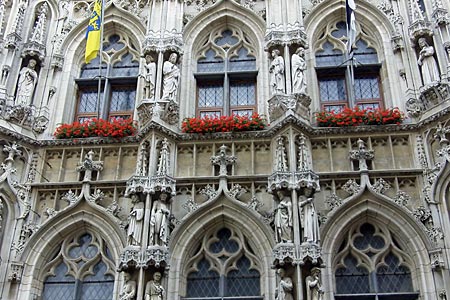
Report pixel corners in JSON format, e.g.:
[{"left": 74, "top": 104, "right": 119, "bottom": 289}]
[
  {"left": 168, "top": 195, "right": 275, "bottom": 299},
  {"left": 16, "top": 205, "right": 125, "bottom": 299},
  {"left": 321, "top": 195, "right": 435, "bottom": 300}
]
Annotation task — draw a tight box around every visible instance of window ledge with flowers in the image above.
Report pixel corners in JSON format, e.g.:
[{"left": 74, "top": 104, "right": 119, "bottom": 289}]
[
  {"left": 54, "top": 118, "right": 137, "bottom": 139},
  {"left": 182, "top": 113, "right": 269, "bottom": 134},
  {"left": 315, "top": 107, "right": 405, "bottom": 127}
]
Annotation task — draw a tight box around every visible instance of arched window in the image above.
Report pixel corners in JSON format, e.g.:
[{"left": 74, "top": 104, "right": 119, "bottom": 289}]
[
  {"left": 315, "top": 21, "right": 383, "bottom": 111},
  {"left": 195, "top": 29, "right": 257, "bottom": 117},
  {"left": 183, "top": 228, "right": 262, "bottom": 299},
  {"left": 334, "top": 223, "right": 418, "bottom": 300},
  {"left": 42, "top": 232, "right": 115, "bottom": 300},
  {"left": 76, "top": 33, "right": 139, "bottom": 122}
]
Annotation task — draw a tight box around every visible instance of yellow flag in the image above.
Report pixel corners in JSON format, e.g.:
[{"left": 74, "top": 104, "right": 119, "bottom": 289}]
[{"left": 85, "top": 0, "right": 102, "bottom": 64}]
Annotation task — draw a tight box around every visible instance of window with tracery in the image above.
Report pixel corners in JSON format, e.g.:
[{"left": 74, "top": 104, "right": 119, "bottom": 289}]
[
  {"left": 334, "top": 223, "right": 418, "bottom": 300},
  {"left": 195, "top": 28, "right": 257, "bottom": 118},
  {"left": 315, "top": 21, "right": 383, "bottom": 112},
  {"left": 76, "top": 33, "right": 139, "bottom": 122},
  {"left": 183, "top": 228, "right": 262, "bottom": 299},
  {"left": 41, "top": 232, "right": 115, "bottom": 300}
]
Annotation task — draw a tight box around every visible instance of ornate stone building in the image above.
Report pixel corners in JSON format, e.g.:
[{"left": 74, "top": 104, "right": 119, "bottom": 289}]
[{"left": 0, "top": 0, "right": 449, "bottom": 299}]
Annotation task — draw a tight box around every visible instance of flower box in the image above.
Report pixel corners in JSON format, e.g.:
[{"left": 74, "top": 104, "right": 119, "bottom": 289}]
[
  {"left": 182, "top": 113, "right": 269, "bottom": 134},
  {"left": 54, "top": 118, "right": 137, "bottom": 139},
  {"left": 315, "top": 107, "right": 405, "bottom": 127}
]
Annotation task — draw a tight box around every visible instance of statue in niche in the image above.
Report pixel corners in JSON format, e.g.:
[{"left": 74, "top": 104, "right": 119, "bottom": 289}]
[
  {"left": 119, "top": 272, "right": 136, "bottom": 300},
  {"left": 274, "top": 189, "right": 293, "bottom": 243},
  {"left": 306, "top": 268, "right": 324, "bottom": 300},
  {"left": 291, "top": 47, "right": 307, "bottom": 94},
  {"left": 417, "top": 38, "right": 440, "bottom": 86},
  {"left": 144, "top": 272, "right": 165, "bottom": 300},
  {"left": 15, "top": 59, "right": 38, "bottom": 106},
  {"left": 298, "top": 187, "right": 320, "bottom": 244},
  {"left": 141, "top": 54, "right": 156, "bottom": 100},
  {"left": 127, "top": 195, "right": 144, "bottom": 246},
  {"left": 275, "top": 268, "right": 294, "bottom": 300},
  {"left": 161, "top": 53, "right": 180, "bottom": 102},
  {"left": 149, "top": 193, "right": 171, "bottom": 246},
  {"left": 269, "top": 49, "right": 285, "bottom": 95}
]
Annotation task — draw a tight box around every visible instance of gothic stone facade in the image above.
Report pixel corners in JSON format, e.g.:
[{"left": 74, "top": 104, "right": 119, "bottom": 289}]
[{"left": 0, "top": 0, "right": 450, "bottom": 299}]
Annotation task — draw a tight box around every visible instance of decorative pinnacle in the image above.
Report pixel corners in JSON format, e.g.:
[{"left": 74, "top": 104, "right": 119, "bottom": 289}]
[{"left": 211, "top": 145, "right": 236, "bottom": 176}]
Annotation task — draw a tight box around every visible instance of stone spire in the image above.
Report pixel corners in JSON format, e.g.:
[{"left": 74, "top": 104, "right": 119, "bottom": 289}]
[
  {"left": 211, "top": 145, "right": 236, "bottom": 177},
  {"left": 275, "top": 136, "right": 288, "bottom": 172},
  {"left": 410, "top": 0, "right": 425, "bottom": 22},
  {"left": 349, "top": 139, "right": 374, "bottom": 171}
]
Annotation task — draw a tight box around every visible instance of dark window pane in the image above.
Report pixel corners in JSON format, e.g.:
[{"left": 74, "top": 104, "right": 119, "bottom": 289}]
[
  {"left": 354, "top": 223, "right": 385, "bottom": 250},
  {"left": 319, "top": 78, "right": 347, "bottom": 102},
  {"left": 198, "top": 83, "right": 223, "bottom": 107},
  {"left": 324, "top": 105, "right": 346, "bottom": 112},
  {"left": 335, "top": 255, "right": 370, "bottom": 294},
  {"left": 354, "top": 40, "right": 378, "bottom": 64},
  {"left": 331, "top": 21, "right": 347, "bottom": 39},
  {"left": 232, "top": 109, "right": 253, "bottom": 117},
  {"left": 43, "top": 263, "right": 75, "bottom": 300},
  {"left": 354, "top": 76, "right": 380, "bottom": 100},
  {"left": 198, "top": 49, "right": 225, "bottom": 73},
  {"left": 229, "top": 47, "right": 256, "bottom": 71},
  {"left": 79, "top": 91, "right": 100, "bottom": 113},
  {"left": 103, "top": 34, "right": 125, "bottom": 51},
  {"left": 110, "top": 87, "right": 136, "bottom": 112},
  {"left": 200, "top": 111, "right": 221, "bottom": 118},
  {"left": 186, "top": 259, "right": 220, "bottom": 297},
  {"left": 209, "top": 228, "right": 239, "bottom": 253},
  {"left": 111, "top": 53, "right": 139, "bottom": 77},
  {"left": 226, "top": 256, "right": 260, "bottom": 296},
  {"left": 230, "top": 81, "right": 255, "bottom": 106},
  {"left": 377, "top": 253, "right": 413, "bottom": 293},
  {"left": 80, "top": 57, "right": 107, "bottom": 78},
  {"left": 316, "top": 41, "right": 344, "bottom": 67},
  {"left": 215, "top": 30, "right": 238, "bottom": 46}
]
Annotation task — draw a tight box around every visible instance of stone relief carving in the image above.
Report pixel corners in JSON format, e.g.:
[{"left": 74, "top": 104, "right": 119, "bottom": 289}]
[
  {"left": 291, "top": 47, "right": 307, "bottom": 94},
  {"left": 306, "top": 267, "right": 324, "bottom": 300},
  {"left": 417, "top": 38, "right": 440, "bottom": 86},
  {"left": 144, "top": 272, "right": 165, "bottom": 300},
  {"left": 161, "top": 53, "right": 180, "bottom": 103},
  {"left": 325, "top": 193, "right": 342, "bottom": 211},
  {"left": 371, "top": 178, "right": 391, "bottom": 194},
  {"left": 15, "top": 60, "right": 38, "bottom": 106},
  {"left": 119, "top": 272, "right": 137, "bottom": 300},
  {"left": 127, "top": 195, "right": 144, "bottom": 246},
  {"left": 274, "top": 189, "right": 293, "bottom": 243},
  {"left": 342, "top": 179, "right": 360, "bottom": 195},
  {"left": 275, "top": 268, "right": 294, "bottom": 300},
  {"left": 149, "top": 193, "right": 171, "bottom": 247},
  {"left": 298, "top": 187, "right": 320, "bottom": 244},
  {"left": 269, "top": 49, "right": 285, "bottom": 95}
]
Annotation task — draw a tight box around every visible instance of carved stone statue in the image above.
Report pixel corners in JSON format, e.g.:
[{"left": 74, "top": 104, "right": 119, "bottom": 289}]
[
  {"left": 417, "top": 38, "right": 440, "bottom": 86},
  {"left": 291, "top": 47, "right": 307, "bottom": 94},
  {"left": 142, "top": 54, "right": 156, "bottom": 100},
  {"left": 299, "top": 187, "right": 320, "bottom": 244},
  {"left": 15, "top": 59, "right": 38, "bottom": 106},
  {"left": 144, "top": 272, "right": 165, "bottom": 300},
  {"left": 274, "top": 189, "right": 293, "bottom": 243},
  {"left": 275, "top": 268, "right": 294, "bottom": 300},
  {"left": 149, "top": 193, "right": 170, "bottom": 246},
  {"left": 127, "top": 195, "right": 144, "bottom": 246},
  {"left": 119, "top": 272, "right": 136, "bottom": 300},
  {"left": 161, "top": 53, "right": 180, "bottom": 102},
  {"left": 306, "top": 268, "right": 324, "bottom": 300},
  {"left": 269, "top": 49, "right": 285, "bottom": 95}
]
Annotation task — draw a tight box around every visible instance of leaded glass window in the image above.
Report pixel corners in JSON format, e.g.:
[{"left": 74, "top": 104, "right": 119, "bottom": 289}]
[
  {"left": 315, "top": 21, "right": 383, "bottom": 112},
  {"left": 76, "top": 33, "right": 139, "bottom": 121},
  {"left": 334, "top": 223, "right": 418, "bottom": 300},
  {"left": 184, "top": 228, "right": 262, "bottom": 299},
  {"left": 42, "top": 232, "right": 115, "bottom": 300},
  {"left": 195, "top": 28, "right": 257, "bottom": 117}
]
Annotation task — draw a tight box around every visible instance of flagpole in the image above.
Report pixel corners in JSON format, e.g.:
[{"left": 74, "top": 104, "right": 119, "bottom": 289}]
[{"left": 96, "top": 0, "right": 105, "bottom": 120}]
